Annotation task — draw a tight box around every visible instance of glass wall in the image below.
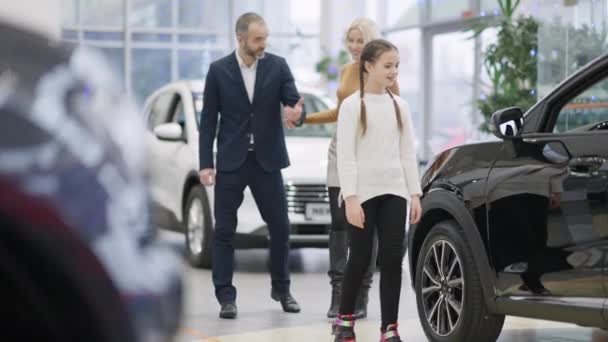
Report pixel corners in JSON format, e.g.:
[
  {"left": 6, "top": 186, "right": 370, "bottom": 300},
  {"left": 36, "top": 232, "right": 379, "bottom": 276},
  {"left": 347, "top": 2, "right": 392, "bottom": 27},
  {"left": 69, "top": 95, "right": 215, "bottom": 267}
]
[
  {"left": 81, "top": 0, "right": 124, "bottom": 27},
  {"left": 430, "top": 0, "right": 471, "bottom": 22},
  {"left": 383, "top": 0, "right": 484, "bottom": 160},
  {"left": 62, "top": 0, "right": 79, "bottom": 26},
  {"left": 536, "top": 0, "right": 608, "bottom": 97},
  {"left": 382, "top": 0, "right": 565, "bottom": 160},
  {"left": 178, "top": 0, "right": 229, "bottom": 32},
  {"left": 387, "top": 0, "right": 421, "bottom": 29},
  {"left": 429, "top": 31, "right": 475, "bottom": 155},
  {"left": 386, "top": 29, "right": 422, "bottom": 148},
  {"left": 130, "top": 0, "right": 172, "bottom": 28},
  {"left": 61, "top": 0, "right": 227, "bottom": 103},
  {"left": 61, "top": 0, "right": 320, "bottom": 104}
]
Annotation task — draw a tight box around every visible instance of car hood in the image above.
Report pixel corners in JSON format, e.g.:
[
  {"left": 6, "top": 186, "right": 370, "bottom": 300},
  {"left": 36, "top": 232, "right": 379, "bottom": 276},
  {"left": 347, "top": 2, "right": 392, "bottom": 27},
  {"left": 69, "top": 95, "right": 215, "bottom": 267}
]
[{"left": 283, "top": 137, "right": 331, "bottom": 183}]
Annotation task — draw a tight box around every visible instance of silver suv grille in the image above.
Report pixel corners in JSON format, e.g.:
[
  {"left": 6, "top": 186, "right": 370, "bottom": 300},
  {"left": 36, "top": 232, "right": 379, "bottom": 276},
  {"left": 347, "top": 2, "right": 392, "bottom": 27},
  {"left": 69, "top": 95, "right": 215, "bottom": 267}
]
[{"left": 285, "top": 184, "right": 329, "bottom": 214}]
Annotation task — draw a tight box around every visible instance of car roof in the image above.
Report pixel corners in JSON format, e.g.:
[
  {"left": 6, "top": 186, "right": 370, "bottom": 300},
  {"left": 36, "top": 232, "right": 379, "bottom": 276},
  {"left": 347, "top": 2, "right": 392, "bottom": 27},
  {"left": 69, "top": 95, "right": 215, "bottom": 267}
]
[{"left": 142, "top": 79, "right": 335, "bottom": 113}]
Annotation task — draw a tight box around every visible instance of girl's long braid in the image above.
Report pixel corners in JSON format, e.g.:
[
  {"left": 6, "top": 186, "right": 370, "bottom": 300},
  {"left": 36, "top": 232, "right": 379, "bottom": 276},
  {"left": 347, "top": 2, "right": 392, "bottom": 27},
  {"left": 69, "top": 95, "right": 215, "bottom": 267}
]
[
  {"left": 386, "top": 89, "right": 403, "bottom": 132},
  {"left": 359, "top": 62, "right": 367, "bottom": 136}
]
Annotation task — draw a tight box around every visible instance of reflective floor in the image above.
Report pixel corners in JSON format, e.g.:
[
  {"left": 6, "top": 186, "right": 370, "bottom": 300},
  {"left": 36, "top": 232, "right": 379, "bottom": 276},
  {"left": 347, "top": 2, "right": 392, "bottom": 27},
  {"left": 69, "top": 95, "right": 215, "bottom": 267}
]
[{"left": 159, "top": 231, "right": 608, "bottom": 342}]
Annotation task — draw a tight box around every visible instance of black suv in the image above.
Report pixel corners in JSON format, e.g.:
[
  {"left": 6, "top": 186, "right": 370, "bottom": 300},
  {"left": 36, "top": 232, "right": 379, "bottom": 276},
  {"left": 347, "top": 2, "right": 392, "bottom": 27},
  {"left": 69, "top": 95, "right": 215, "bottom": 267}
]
[{"left": 409, "top": 53, "right": 608, "bottom": 341}]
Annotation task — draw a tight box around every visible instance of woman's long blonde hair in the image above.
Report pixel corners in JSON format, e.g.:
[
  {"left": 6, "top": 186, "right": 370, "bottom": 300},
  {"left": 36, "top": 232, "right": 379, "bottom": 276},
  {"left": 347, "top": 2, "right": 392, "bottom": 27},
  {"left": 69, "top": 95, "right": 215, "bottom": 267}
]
[{"left": 345, "top": 18, "right": 381, "bottom": 49}]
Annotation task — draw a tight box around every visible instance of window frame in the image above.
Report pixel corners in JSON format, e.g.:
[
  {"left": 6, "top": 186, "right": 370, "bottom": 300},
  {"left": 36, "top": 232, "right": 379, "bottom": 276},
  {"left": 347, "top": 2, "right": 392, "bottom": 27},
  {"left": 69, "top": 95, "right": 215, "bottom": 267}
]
[{"left": 544, "top": 69, "right": 608, "bottom": 135}]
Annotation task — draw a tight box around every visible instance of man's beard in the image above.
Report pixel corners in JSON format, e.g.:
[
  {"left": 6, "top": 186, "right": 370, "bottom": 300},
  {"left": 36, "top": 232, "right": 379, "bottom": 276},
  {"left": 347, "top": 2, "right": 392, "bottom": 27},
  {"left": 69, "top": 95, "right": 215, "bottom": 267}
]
[{"left": 244, "top": 44, "right": 265, "bottom": 60}]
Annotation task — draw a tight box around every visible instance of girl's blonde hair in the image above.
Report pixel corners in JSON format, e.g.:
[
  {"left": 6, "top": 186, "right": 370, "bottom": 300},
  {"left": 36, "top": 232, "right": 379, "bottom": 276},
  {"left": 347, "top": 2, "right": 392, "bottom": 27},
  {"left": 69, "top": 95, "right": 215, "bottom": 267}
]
[{"left": 345, "top": 18, "right": 381, "bottom": 46}]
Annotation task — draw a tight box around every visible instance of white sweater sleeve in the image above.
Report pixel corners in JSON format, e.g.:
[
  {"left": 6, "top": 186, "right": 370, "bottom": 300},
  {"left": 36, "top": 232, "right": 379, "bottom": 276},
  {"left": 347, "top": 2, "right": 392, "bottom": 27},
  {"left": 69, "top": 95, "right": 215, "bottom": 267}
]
[
  {"left": 337, "top": 98, "right": 359, "bottom": 198},
  {"left": 399, "top": 100, "right": 423, "bottom": 196}
]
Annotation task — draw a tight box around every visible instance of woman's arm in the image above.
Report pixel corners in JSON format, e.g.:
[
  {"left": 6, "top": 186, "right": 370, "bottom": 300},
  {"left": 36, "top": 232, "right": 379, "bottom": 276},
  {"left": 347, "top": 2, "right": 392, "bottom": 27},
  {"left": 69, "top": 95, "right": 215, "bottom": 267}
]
[
  {"left": 305, "top": 65, "right": 351, "bottom": 125},
  {"left": 305, "top": 107, "right": 339, "bottom": 124},
  {"left": 399, "top": 100, "right": 423, "bottom": 196}
]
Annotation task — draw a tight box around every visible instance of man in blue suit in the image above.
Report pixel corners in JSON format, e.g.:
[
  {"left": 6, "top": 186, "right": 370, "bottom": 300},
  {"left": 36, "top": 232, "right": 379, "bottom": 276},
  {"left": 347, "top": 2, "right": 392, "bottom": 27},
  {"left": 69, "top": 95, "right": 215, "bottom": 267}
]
[{"left": 198, "top": 12, "right": 304, "bottom": 319}]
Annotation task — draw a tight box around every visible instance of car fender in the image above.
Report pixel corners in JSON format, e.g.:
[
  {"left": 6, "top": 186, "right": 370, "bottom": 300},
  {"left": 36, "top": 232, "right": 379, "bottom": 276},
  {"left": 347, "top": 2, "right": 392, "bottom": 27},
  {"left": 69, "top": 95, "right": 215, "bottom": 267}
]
[{"left": 409, "top": 189, "right": 498, "bottom": 312}]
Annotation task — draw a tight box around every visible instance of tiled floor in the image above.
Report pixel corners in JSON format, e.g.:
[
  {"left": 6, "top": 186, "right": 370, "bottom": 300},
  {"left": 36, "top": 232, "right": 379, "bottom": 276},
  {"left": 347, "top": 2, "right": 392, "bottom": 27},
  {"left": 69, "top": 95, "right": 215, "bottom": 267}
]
[{"left": 159, "top": 231, "right": 608, "bottom": 342}]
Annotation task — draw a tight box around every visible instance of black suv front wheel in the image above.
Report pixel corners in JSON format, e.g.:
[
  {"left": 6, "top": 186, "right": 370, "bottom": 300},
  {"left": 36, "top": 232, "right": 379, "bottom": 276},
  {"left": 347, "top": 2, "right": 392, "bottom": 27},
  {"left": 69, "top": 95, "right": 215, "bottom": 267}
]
[{"left": 415, "top": 220, "right": 504, "bottom": 341}]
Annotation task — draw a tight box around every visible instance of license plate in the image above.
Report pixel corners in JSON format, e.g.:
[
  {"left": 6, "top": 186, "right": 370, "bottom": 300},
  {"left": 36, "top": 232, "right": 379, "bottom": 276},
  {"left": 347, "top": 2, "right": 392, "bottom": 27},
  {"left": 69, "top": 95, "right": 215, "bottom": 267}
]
[{"left": 305, "top": 203, "right": 331, "bottom": 221}]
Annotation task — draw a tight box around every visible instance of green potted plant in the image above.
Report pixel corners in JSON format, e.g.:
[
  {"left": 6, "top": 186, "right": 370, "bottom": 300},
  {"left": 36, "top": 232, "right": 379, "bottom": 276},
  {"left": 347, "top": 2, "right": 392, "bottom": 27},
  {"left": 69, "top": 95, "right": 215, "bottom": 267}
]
[{"left": 474, "top": 0, "right": 538, "bottom": 132}]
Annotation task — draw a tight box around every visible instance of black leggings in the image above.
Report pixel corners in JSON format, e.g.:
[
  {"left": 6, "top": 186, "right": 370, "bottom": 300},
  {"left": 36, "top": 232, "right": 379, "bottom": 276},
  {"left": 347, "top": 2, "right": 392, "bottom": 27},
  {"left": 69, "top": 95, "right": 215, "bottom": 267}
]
[
  {"left": 339, "top": 194, "right": 407, "bottom": 329},
  {"left": 328, "top": 187, "right": 377, "bottom": 288}
]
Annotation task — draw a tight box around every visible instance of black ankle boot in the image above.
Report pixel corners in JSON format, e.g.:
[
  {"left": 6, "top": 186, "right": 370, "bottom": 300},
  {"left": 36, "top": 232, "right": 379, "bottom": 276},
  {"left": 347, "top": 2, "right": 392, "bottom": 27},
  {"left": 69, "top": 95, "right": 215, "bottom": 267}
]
[
  {"left": 327, "top": 284, "right": 341, "bottom": 318},
  {"left": 333, "top": 314, "right": 356, "bottom": 341},
  {"left": 328, "top": 230, "right": 348, "bottom": 318},
  {"left": 353, "top": 287, "right": 369, "bottom": 319}
]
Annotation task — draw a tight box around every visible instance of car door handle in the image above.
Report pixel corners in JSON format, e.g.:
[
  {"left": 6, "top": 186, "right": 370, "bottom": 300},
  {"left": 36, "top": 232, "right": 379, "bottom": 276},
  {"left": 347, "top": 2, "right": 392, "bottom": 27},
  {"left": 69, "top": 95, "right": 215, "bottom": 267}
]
[{"left": 568, "top": 157, "right": 604, "bottom": 176}]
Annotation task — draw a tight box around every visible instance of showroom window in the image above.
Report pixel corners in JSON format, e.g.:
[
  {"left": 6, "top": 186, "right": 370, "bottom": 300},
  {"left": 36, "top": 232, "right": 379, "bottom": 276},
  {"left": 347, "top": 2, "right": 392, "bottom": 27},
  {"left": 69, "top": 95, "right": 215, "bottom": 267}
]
[
  {"left": 62, "top": 0, "right": 319, "bottom": 105},
  {"left": 62, "top": 0, "right": 79, "bottom": 26},
  {"left": 131, "top": 49, "right": 172, "bottom": 103},
  {"left": 178, "top": 0, "right": 229, "bottom": 32},
  {"left": 386, "top": 28, "right": 423, "bottom": 155},
  {"left": 387, "top": 0, "right": 421, "bottom": 29},
  {"left": 81, "top": 0, "right": 124, "bottom": 27},
  {"left": 130, "top": 0, "right": 172, "bottom": 28},
  {"left": 60, "top": 0, "right": 231, "bottom": 103},
  {"left": 429, "top": 31, "right": 476, "bottom": 155},
  {"left": 430, "top": 0, "right": 471, "bottom": 23},
  {"left": 178, "top": 49, "right": 223, "bottom": 81},
  {"left": 537, "top": 0, "right": 608, "bottom": 97}
]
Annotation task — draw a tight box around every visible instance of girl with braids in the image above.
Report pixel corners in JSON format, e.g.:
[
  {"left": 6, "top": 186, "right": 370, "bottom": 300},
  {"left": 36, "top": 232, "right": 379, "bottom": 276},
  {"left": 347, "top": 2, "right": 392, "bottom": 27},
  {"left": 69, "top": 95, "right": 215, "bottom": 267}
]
[
  {"left": 332, "top": 39, "right": 422, "bottom": 342},
  {"left": 304, "top": 18, "right": 399, "bottom": 319}
]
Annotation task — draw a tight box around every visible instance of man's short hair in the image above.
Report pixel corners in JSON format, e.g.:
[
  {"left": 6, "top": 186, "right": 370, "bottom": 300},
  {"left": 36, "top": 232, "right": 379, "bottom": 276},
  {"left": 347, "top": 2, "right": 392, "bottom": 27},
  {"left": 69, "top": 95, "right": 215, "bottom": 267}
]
[{"left": 235, "top": 12, "right": 265, "bottom": 36}]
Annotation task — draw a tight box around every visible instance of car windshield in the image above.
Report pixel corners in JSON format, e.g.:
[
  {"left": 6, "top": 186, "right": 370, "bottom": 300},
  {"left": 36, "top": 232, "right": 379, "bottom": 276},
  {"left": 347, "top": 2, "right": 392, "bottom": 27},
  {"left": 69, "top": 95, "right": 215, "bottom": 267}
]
[
  {"left": 193, "top": 90, "right": 335, "bottom": 138},
  {"left": 285, "top": 92, "right": 335, "bottom": 138}
]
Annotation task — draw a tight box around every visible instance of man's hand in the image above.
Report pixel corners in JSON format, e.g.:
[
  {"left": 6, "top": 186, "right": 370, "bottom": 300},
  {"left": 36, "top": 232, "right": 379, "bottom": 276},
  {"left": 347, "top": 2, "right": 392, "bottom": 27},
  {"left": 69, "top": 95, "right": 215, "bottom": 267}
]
[
  {"left": 283, "top": 97, "right": 304, "bottom": 128},
  {"left": 283, "top": 118, "right": 296, "bottom": 129},
  {"left": 199, "top": 168, "right": 216, "bottom": 186}
]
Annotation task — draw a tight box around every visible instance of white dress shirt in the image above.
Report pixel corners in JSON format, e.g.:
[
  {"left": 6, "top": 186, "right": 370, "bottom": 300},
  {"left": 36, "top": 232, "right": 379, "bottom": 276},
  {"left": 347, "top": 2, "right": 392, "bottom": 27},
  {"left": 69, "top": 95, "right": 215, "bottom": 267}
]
[
  {"left": 235, "top": 49, "right": 258, "bottom": 147},
  {"left": 235, "top": 49, "right": 258, "bottom": 103}
]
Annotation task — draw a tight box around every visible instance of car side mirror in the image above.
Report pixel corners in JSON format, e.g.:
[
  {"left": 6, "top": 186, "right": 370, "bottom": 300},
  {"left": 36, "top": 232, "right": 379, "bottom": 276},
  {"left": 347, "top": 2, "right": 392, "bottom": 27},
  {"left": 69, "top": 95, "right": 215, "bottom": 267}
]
[
  {"left": 154, "top": 122, "right": 183, "bottom": 141},
  {"left": 490, "top": 107, "right": 524, "bottom": 140}
]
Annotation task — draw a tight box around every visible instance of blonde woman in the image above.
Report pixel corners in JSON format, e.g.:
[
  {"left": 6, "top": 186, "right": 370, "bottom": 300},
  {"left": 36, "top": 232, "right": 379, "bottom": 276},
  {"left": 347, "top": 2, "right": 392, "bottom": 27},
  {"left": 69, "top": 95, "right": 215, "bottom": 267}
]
[{"left": 305, "top": 18, "right": 399, "bottom": 319}]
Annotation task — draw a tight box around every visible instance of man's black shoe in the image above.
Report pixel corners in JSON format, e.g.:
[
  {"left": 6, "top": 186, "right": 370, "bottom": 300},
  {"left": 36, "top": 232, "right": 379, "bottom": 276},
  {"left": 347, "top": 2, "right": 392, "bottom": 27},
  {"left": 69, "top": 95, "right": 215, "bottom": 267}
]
[
  {"left": 219, "top": 302, "right": 237, "bottom": 319},
  {"left": 271, "top": 290, "right": 301, "bottom": 313}
]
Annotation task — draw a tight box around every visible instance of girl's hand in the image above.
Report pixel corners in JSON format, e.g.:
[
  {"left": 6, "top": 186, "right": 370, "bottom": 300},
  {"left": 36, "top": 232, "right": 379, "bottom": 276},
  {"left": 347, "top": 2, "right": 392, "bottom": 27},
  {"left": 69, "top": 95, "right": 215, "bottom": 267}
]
[
  {"left": 410, "top": 195, "right": 422, "bottom": 224},
  {"left": 345, "top": 196, "right": 365, "bottom": 229},
  {"left": 550, "top": 192, "right": 561, "bottom": 209}
]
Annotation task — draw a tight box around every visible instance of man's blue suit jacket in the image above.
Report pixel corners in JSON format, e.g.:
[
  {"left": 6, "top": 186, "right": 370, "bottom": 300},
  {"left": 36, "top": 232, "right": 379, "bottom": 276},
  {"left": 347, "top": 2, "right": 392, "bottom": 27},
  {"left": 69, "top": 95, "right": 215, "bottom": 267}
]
[{"left": 199, "top": 52, "right": 303, "bottom": 172}]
